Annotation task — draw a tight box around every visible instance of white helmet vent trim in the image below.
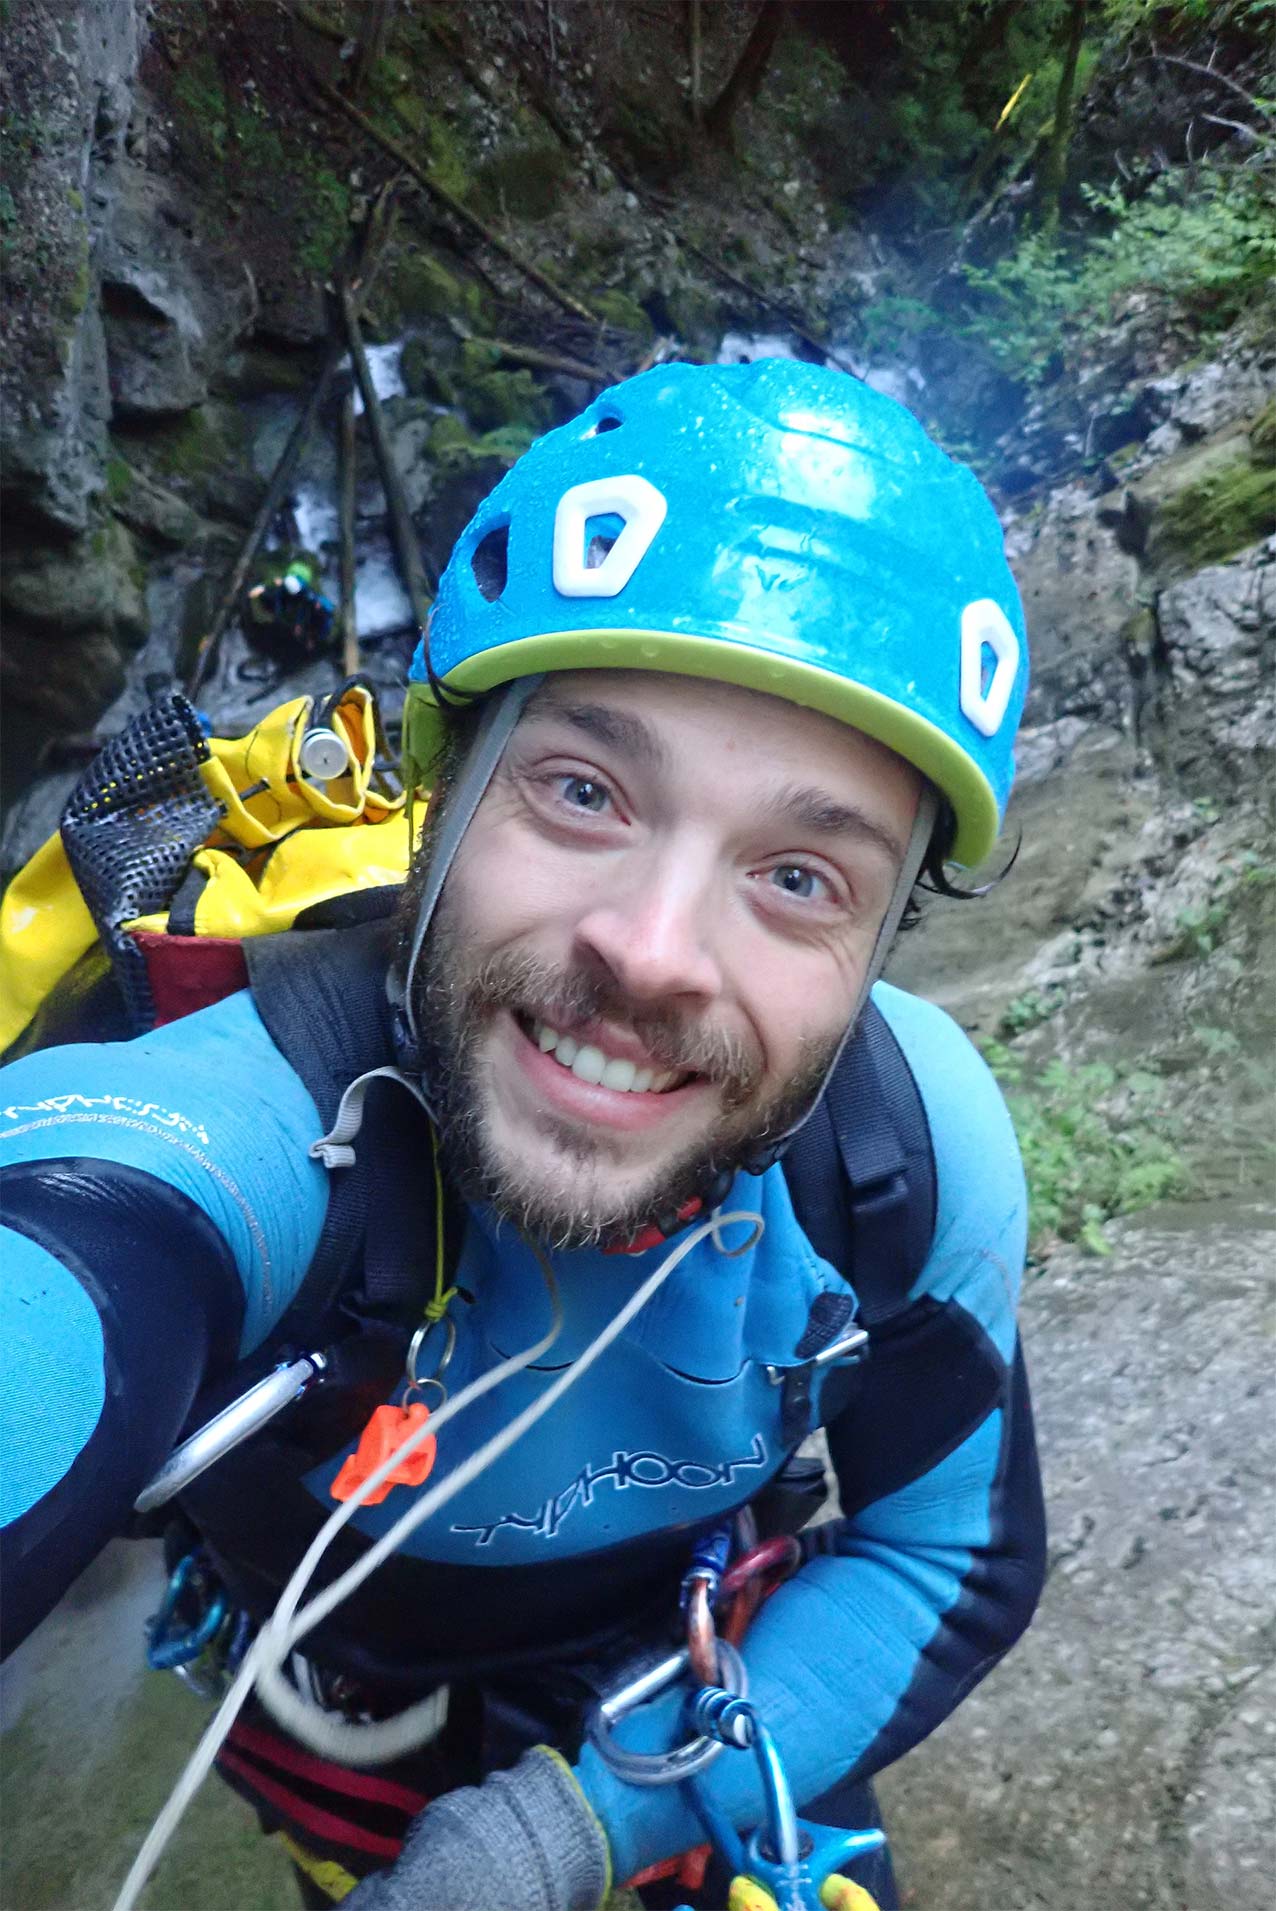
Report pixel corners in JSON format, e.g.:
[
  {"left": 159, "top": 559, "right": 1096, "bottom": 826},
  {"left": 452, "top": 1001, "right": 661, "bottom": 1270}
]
[
  {"left": 552, "top": 474, "right": 668, "bottom": 599},
  {"left": 960, "top": 599, "right": 1020, "bottom": 737}
]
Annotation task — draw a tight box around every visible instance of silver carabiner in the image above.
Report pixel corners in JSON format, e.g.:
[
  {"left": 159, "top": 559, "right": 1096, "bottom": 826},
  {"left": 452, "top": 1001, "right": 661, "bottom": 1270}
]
[{"left": 585, "top": 1639, "right": 748, "bottom": 1787}]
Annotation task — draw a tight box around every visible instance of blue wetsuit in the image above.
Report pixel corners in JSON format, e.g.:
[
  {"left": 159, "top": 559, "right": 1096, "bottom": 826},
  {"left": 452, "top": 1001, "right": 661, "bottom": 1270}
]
[{"left": 0, "top": 979, "right": 1044, "bottom": 1889}]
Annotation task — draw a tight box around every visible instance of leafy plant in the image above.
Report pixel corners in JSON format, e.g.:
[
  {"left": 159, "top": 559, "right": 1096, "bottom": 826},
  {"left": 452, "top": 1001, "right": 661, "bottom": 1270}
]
[
  {"left": 997, "top": 988, "right": 1064, "bottom": 1038},
  {"left": 983, "top": 1046, "right": 1185, "bottom": 1253},
  {"left": 961, "top": 160, "right": 1276, "bottom": 382}
]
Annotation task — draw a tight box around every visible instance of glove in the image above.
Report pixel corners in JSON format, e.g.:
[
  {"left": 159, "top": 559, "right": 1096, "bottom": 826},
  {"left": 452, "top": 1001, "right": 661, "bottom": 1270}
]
[{"left": 341, "top": 1746, "right": 611, "bottom": 1911}]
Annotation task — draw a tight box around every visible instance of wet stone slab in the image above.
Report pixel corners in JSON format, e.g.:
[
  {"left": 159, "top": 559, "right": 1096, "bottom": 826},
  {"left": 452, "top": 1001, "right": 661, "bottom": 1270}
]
[{"left": 878, "top": 1201, "right": 1276, "bottom": 1911}]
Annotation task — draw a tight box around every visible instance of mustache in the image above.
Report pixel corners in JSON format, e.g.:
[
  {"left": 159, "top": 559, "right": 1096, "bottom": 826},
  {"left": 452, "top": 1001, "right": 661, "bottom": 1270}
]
[{"left": 461, "top": 949, "right": 765, "bottom": 1106}]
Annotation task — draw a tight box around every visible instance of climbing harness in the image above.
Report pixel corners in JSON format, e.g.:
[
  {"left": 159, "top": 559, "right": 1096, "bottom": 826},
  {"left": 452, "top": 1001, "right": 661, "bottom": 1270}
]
[{"left": 111, "top": 1208, "right": 766, "bottom": 1911}]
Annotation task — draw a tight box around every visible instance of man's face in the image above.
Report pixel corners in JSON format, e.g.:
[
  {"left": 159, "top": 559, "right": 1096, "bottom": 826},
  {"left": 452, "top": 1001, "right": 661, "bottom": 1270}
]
[{"left": 414, "top": 671, "right": 921, "bottom": 1246}]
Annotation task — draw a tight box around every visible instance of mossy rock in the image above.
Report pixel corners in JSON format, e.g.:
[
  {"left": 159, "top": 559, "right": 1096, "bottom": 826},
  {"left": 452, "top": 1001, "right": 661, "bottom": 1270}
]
[
  {"left": 385, "top": 247, "right": 484, "bottom": 329},
  {"left": 473, "top": 136, "right": 574, "bottom": 222},
  {"left": 661, "top": 280, "right": 725, "bottom": 351},
  {"left": 459, "top": 367, "right": 552, "bottom": 436},
  {"left": 400, "top": 334, "right": 460, "bottom": 407},
  {"left": 427, "top": 413, "right": 534, "bottom": 473},
  {"left": 1, "top": 517, "right": 146, "bottom": 643},
  {"left": 215, "top": 347, "right": 316, "bottom": 400},
  {"left": 422, "top": 113, "right": 476, "bottom": 204},
  {"left": 1136, "top": 433, "right": 1276, "bottom": 579},
  {"left": 1249, "top": 396, "right": 1276, "bottom": 463},
  {"left": 590, "top": 289, "right": 654, "bottom": 343}
]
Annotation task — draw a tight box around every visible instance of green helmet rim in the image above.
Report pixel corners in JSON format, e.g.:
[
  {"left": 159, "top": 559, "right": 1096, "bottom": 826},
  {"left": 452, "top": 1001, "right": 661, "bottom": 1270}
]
[{"left": 401, "top": 629, "right": 1001, "bottom": 868}]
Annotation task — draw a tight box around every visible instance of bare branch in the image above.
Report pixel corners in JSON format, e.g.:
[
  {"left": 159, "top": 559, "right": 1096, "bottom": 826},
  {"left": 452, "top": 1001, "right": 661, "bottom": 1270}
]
[
  {"left": 1201, "top": 112, "right": 1264, "bottom": 143},
  {"left": 1144, "top": 49, "right": 1276, "bottom": 126}
]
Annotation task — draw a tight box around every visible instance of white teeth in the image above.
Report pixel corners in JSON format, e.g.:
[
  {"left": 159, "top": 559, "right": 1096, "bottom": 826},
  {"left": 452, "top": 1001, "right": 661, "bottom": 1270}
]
[
  {"left": 571, "top": 1044, "right": 606, "bottom": 1085},
  {"left": 529, "top": 1019, "right": 678, "bottom": 1094}
]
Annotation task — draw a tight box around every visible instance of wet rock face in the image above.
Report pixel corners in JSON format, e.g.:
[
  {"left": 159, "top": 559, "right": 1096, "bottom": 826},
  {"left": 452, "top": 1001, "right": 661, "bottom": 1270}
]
[
  {"left": 880, "top": 1205, "right": 1276, "bottom": 1911},
  {"left": 0, "top": 0, "right": 140, "bottom": 537},
  {"left": 100, "top": 166, "right": 258, "bottom": 420}
]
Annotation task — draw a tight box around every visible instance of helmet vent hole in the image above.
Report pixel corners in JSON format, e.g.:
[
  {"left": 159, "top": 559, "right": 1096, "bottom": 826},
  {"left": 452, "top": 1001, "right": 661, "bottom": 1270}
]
[
  {"left": 471, "top": 525, "right": 509, "bottom": 602},
  {"left": 584, "top": 513, "right": 624, "bottom": 570},
  {"left": 588, "top": 414, "right": 623, "bottom": 436}
]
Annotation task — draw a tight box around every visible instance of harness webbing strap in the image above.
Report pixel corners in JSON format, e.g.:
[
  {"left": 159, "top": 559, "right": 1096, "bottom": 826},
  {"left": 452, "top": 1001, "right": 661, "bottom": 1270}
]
[{"left": 782, "top": 1000, "right": 937, "bottom": 1328}]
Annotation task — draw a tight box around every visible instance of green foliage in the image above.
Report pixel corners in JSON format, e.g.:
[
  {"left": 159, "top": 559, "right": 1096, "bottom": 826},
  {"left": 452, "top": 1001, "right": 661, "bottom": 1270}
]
[
  {"left": 998, "top": 988, "right": 1064, "bottom": 1038},
  {"left": 296, "top": 162, "right": 352, "bottom": 275},
  {"left": 105, "top": 455, "right": 133, "bottom": 503},
  {"left": 170, "top": 49, "right": 350, "bottom": 279},
  {"left": 984, "top": 1046, "right": 1185, "bottom": 1253},
  {"left": 962, "top": 162, "right": 1276, "bottom": 381}
]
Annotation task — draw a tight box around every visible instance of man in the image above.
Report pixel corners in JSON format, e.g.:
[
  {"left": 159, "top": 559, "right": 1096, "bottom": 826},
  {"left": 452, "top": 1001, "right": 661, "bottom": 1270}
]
[
  {"left": 245, "top": 553, "right": 337, "bottom": 663},
  {"left": 1, "top": 359, "right": 1045, "bottom": 1910}
]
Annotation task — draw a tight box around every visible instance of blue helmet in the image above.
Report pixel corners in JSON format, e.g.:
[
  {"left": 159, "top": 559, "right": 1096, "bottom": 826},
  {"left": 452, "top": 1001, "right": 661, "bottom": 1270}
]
[{"left": 406, "top": 358, "right": 1027, "bottom": 866}]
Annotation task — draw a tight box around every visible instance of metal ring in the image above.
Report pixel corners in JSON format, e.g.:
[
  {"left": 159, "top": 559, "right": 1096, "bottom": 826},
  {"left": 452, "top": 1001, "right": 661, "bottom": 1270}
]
[
  {"left": 401, "top": 1375, "right": 447, "bottom": 1413},
  {"left": 406, "top": 1316, "right": 456, "bottom": 1391},
  {"left": 585, "top": 1638, "right": 748, "bottom": 1787}
]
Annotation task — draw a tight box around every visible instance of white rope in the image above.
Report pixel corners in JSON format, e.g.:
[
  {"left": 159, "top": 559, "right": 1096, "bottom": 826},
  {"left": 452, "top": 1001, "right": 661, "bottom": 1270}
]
[{"left": 110, "top": 1206, "right": 763, "bottom": 1911}]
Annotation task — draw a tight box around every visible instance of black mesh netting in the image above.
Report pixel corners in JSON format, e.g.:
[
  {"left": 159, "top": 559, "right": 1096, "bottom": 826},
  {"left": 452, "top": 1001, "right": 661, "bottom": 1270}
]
[{"left": 60, "top": 695, "right": 224, "bottom": 1033}]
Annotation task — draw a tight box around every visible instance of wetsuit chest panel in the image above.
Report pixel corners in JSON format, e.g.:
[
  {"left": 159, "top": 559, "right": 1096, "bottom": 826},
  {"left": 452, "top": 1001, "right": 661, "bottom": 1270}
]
[{"left": 301, "top": 1169, "right": 848, "bottom": 1566}]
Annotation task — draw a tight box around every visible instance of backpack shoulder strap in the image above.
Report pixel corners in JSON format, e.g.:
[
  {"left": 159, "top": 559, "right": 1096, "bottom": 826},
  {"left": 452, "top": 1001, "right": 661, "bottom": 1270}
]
[
  {"left": 782, "top": 997, "right": 937, "bottom": 1328},
  {"left": 245, "top": 917, "right": 399, "bottom": 1126},
  {"left": 244, "top": 919, "right": 433, "bottom": 1352}
]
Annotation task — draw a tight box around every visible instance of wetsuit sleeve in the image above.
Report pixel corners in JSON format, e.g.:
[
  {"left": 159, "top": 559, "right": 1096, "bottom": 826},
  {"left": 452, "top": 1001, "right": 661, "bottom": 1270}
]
[
  {"left": 0, "top": 991, "right": 329, "bottom": 1652},
  {"left": 576, "top": 987, "right": 1047, "bottom": 1883}
]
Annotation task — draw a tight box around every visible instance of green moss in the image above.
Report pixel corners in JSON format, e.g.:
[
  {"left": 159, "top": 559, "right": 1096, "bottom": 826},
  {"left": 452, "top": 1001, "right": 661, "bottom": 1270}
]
[
  {"left": 296, "top": 160, "right": 351, "bottom": 276},
  {"left": 474, "top": 136, "right": 573, "bottom": 221},
  {"left": 590, "top": 288, "right": 654, "bottom": 341},
  {"left": 663, "top": 281, "right": 724, "bottom": 349},
  {"left": 389, "top": 248, "right": 483, "bottom": 326},
  {"left": 422, "top": 113, "right": 476, "bottom": 203},
  {"left": 1249, "top": 396, "right": 1276, "bottom": 462},
  {"left": 461, "top": 367, "right": 552, "bottom": 435},
  {"left": 400, "top": 336, "right": 459, "bottom": 406},
  {"left": 105, "top": 455, "right": 133, "bottom": 503},
  {"left": 427, "top": 414, "right": 534, "bottom": 472},
  {"left": 1146, "top": 440, "right": 1276, "bottom": 577}
]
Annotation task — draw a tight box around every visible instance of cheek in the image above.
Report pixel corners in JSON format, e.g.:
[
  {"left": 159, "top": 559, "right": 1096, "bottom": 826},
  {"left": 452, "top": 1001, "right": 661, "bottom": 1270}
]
[
  {"left": 446, "top": 826, "right": 580, "bottom": 951},
  {"left": 739, "top": 941, "right": 864, "bottom": 1086}
]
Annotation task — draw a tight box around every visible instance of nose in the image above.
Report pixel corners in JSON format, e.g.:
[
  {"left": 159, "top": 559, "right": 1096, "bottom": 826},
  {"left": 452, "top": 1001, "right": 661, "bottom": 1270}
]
[{"left": 573, "top": 854, "right": 724, "bottom": 1008}]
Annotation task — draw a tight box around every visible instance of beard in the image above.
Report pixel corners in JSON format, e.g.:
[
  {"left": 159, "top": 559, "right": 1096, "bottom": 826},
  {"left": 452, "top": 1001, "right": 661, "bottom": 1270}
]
[{"left": 407, "top": 882, "right": 838, "bottom": 1250}]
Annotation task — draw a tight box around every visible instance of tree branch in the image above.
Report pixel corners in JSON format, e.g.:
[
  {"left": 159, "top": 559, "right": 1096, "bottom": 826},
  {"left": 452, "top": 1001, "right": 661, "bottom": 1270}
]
[
  {"left": 307, "top": 68, "right": 598, "bottom": 322},
  {"left": 1144, "top": 49, "right": 1276, "bottom": 126}
]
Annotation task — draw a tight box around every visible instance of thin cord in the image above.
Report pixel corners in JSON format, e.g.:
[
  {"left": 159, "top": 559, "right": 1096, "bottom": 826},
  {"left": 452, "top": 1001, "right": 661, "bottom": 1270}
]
[
  {"left": 110, "top": 1207, "right": 764, "bottom": 1911},
  {"left": 110, "top": 1254, "right": 565, "bottom": 1911}
]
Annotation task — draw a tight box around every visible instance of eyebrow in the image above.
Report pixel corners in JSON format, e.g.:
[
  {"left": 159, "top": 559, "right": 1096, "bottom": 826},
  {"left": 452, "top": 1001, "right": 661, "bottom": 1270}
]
[
  {"left": 759, "top": 782, "right": 908, "bottom": 865},
  {"left": 522, "top": 696, "right": 671, "bottom": 773},
  {"left": 521, "top": 695, "right": 907, "bottom": 864}
]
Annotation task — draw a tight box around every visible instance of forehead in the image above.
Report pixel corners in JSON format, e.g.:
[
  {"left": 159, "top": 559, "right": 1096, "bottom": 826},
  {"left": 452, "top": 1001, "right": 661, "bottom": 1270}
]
[{"left": 521, "top": 669, "right": 918, "bottom": 808}]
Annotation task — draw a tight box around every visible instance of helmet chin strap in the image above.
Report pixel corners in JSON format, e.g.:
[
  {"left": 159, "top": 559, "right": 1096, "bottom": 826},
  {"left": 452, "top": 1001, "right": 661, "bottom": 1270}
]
[
  {"left": 391, "top": 678, "right": 545, "bottom": 1073},
  {"left": 738, "top": 779, "right": 939, "bottom": 1177}
]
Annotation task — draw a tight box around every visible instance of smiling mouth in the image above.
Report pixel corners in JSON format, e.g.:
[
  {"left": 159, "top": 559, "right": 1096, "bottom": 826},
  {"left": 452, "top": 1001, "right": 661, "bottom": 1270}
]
[{"left": 514, "top": 1012, "right": 696, "bottom": 1095}]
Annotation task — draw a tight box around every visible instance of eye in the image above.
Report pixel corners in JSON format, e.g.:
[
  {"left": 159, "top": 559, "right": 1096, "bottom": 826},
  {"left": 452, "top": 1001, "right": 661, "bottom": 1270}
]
[
  {"left": 767, "top": 864, "right": 826, "bottom": 901},
  {"left": 557, "top": 775, "right": 611, "bottom": 814}
]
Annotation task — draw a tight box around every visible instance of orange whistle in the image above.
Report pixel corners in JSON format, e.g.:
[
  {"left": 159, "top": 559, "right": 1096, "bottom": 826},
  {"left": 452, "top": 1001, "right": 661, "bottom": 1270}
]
[{"left": 330, "top": 1402, "right": 437, "bottom": 1504}]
